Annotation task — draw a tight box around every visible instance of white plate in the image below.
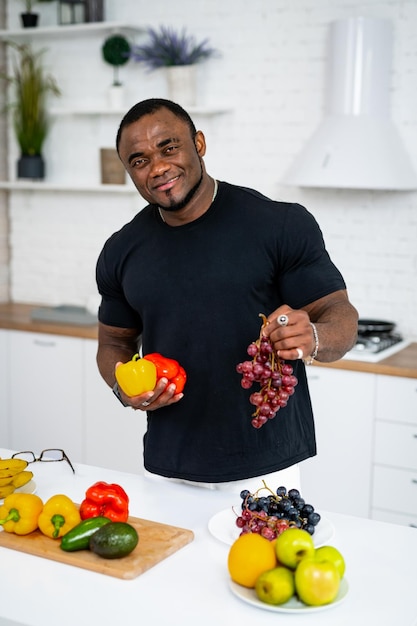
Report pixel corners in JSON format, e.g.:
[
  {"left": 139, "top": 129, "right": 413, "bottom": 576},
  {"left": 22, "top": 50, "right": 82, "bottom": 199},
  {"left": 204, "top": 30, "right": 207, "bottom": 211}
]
[
  {"left": 208, "top": 505, "right": 335, "bottom": 547},
  {"left": 229, "top": 577, "right": 349, "bottom": 613},
  {"left": 0, "top": 480, "right": 37, "bottom": 505}
]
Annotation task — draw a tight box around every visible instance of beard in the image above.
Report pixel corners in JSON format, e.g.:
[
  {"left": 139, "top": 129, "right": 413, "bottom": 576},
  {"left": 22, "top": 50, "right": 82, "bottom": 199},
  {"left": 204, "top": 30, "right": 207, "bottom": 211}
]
[{"left": 153, "top": 164, "right": 204, "bottom": 213}]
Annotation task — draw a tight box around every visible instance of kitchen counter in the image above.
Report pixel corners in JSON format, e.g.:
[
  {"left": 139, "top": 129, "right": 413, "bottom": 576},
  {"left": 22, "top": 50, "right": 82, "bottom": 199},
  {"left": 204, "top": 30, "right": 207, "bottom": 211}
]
[
  {"left": 1, "top": 302, "right": 417, "bottom": 377},
  {"left": 0, "top": 302, "right": 98, "bottom": 339},
  {"left": 0, "top": 448, "right": 416, "bottom": 626}
]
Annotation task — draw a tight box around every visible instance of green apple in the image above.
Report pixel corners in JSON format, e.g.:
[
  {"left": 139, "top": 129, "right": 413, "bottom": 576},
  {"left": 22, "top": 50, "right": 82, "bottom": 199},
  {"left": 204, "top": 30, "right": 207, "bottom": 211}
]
[
  {"left": 315, "top": 545, "right": 346, "bottom": 578},
  {"left": 295, "top": 557, "right": 340, "bottom": 606},
  {"left": 274, "top": 528, "right": 315, "bottom": 569},
  {"left": 255, "top": 566, "right": 295, "bottom": 606}
]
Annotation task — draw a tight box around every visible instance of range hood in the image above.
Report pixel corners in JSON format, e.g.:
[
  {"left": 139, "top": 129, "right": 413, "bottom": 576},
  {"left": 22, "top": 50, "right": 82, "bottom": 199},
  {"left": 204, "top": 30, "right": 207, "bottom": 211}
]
[{"left": 282, "top": 17, "right": 417, "bottom": 190}]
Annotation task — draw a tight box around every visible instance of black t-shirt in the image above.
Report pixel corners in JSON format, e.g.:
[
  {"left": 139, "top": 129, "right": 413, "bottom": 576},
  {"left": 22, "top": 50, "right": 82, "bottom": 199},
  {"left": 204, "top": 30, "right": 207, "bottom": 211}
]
[{"left": 96, "top": 182, "right": 346, "bottom": 482}]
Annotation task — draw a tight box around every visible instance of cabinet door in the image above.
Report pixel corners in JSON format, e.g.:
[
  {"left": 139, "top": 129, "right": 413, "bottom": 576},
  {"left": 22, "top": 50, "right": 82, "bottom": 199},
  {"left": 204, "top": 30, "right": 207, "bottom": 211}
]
[
  {"left": 0, "top": 330, "right": 10, "bottom": 445},
  {"left": 375, "top": 374, "right": 417, "bottom": 425},
  {"left": 83, "top": 339, "right": 146, "bottom": 474},
  {"left": 9, "top": 331, "right": 84, "bottom": 462},
  {"left": 300, "top": 367, "right": 376, "bottom": 517}
]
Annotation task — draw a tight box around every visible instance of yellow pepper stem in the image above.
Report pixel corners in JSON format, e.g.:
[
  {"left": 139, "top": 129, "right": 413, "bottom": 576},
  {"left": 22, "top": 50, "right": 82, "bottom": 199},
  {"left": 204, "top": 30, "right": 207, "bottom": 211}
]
[
  {"left": 51, "top": 514, "right": 65, "bottom": 538},
  {"left": 0, "top": 507, "right": 20, "bottom": 525}
]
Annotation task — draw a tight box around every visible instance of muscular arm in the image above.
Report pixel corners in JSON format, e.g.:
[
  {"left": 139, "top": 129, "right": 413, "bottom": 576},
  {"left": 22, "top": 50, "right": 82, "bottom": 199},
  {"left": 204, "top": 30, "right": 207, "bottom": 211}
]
[
  {"left": 97, "top": 322, "right": 141, "bottom": 388},
  {"left": 263, "top": 289, "right": 358, "bottom": 363}
]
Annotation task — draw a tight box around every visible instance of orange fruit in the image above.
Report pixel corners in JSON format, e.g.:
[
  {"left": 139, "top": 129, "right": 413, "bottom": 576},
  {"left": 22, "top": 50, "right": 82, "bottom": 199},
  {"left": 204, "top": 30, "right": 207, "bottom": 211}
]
[{"left": 227, "top": 533, "right": 277, "bottom": 588}]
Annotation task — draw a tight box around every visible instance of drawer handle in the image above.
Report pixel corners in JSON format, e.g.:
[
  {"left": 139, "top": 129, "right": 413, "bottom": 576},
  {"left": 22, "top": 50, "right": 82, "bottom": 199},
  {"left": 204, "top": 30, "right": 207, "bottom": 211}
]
[
  {"left": 412, "top": 479, "right": 417, "bottom": 485},
  {"left": 410, "top": 524, "right": 417, "bottom": 529},
  {"left": 33, "top": 339, "right": 56, "bottom": 348}
]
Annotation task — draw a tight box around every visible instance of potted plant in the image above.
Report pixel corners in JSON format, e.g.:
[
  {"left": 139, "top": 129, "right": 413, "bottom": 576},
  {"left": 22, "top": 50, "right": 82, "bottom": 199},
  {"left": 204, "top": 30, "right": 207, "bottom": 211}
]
[
  {"left": 130, "top": 26, "right": 218, "bottom": 106},
  {"left": 20, "top": 0, "right": 56, "bottom": 28},
  {"left": 101, "top": 34, "right": 131, "bottom": 108},
  {"left": 1, "top": 42, "right": 61, "bottom": 179}
]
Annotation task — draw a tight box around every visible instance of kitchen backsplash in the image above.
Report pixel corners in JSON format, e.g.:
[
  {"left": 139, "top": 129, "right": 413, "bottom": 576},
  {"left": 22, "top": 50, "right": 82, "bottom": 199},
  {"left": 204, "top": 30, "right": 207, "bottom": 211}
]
[{"left": 2, "top": 0, "right": 417, "bottom": 341}]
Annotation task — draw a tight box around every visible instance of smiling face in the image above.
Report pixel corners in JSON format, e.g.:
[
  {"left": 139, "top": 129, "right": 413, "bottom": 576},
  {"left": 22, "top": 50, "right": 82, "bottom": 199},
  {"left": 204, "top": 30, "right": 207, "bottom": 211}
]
[{"left": 118, "top": 107, "right": 208, "bottom": 214}]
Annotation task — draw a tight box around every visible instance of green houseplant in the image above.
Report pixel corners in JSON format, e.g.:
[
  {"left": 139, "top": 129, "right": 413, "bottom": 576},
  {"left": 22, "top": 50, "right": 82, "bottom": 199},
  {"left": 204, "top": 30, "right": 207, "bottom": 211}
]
[
  {"left": 2, "top": 42, "right": 61, "bottom": 179},
  {"left": 130, "top": 26, "right": 218, "bottom": 107},
  {"left": 102, "top": 34, "right": 131, "bottom": 87}
]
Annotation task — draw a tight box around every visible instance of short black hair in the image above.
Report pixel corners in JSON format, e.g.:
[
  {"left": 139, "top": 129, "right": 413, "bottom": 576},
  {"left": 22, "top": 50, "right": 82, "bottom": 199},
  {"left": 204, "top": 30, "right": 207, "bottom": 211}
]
[{"left": 116, "top": 98, "right": 197, "bottom": 153}]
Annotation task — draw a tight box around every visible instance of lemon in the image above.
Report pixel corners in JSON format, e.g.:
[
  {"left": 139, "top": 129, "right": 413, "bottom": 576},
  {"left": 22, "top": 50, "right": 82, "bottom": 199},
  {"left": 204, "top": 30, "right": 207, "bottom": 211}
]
[{"left": 227, "top": 532, "right": 277, "bottom": 588}]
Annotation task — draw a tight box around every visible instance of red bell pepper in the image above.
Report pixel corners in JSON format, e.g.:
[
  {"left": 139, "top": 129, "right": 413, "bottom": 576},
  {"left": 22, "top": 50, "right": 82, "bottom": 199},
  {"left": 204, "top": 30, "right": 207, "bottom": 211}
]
[
  {"left": 143, "top": 353, "right": 187, "bottom": 393},
  {"left": 79, "top": 482, "right": 129, "bottom": 522}
]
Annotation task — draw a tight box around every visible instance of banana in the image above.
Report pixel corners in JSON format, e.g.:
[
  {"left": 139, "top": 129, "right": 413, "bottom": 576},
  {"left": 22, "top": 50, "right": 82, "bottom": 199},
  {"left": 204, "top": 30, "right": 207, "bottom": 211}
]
[
  {"left": 0, "top": 459, "right": 28, "bottom": 477},
  {"left": 0, "top": 484, "right": 16, "bottom": 498},
  {"left": 11, "top": 470, "right": 33, "bottom": 489},
  {"left": 0, "top": 475, "right": 15, "bottom": 487}
]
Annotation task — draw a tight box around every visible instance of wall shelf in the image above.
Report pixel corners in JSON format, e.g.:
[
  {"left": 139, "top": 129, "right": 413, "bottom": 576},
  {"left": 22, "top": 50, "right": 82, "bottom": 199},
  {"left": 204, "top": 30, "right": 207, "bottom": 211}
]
[
  {"left": 50, "top": 106, "right": 233, "bottom": 117},
  {"left": 0, "top": 181, "right": 137, "bottom": 194},
  {"left": 0, "top": 22, "right": 143, "bottom": 40}
]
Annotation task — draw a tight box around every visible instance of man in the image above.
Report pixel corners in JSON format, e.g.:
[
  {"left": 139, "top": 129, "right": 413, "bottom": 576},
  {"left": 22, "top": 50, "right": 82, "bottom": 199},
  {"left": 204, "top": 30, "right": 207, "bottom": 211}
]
[{"left": 96, "top": 98, "right": 358, "bottom": 491}]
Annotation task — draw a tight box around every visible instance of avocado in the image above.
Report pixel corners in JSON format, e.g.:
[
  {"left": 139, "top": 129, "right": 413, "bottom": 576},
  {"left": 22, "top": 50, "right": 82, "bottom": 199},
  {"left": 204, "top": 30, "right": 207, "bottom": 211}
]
[{"left": 89, "top": 521, "right": 139, "bottom": 559}]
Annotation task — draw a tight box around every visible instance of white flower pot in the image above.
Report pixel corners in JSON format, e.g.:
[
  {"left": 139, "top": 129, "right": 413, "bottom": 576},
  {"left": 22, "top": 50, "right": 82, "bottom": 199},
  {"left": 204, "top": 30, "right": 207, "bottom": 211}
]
[
  {"left": 108, "top": 84, "right": 125, "bottom": 110},
  {"left": 165, "top": 65, "right": 197, "bottom": 107}
]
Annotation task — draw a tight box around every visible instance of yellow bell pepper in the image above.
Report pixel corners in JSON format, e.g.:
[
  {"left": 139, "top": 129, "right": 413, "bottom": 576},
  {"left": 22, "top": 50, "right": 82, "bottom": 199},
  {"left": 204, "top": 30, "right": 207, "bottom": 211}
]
[
  {"left": 38, "top": 494, "right": 81, "bottom": 539},
  {"left": 115, "top": 353, "right": 157, "bottom": 397},
  {"left": 0, "top": 493, "right": 43, "bottom": 535}
]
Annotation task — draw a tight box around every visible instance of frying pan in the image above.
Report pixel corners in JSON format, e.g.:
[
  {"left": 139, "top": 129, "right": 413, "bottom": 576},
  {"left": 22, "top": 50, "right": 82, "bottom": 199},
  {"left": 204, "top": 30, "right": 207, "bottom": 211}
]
[{"left": 357, "top": 319, "right": 396, "bottom": 335}]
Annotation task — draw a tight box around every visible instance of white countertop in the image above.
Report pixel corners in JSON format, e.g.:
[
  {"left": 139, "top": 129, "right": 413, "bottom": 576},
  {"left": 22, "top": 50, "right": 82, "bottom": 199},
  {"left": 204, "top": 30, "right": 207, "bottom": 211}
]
[{"left": 1, "top": 448, "right": 417, "bottom": 626}]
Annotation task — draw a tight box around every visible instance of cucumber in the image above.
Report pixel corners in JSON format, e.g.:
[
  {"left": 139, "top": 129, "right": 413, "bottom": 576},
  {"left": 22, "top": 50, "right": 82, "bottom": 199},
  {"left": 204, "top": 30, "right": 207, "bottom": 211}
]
[
  {"left": 60, "top": 516, "right": 111, "bottom": 552},
  {"left": 89, "top": 521, "right": 139, "bottom": 559}
]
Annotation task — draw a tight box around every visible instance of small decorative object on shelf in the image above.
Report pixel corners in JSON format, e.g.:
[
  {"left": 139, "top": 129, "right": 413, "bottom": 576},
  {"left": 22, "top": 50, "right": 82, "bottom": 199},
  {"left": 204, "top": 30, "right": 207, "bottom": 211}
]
[
  {"left": 102, "top": 34, "right": 131, "bottom": 109},
  {"left": 85, "top": 0, "right": 104, "bottom": 22},
  {"left": 0, "top": 42, "right": 61, "bottom": 180},
  {"left": 20, "top": 0, "right": 56, "bottom": 28},
  {"left": 100, "top": 148, "right": 125, "bottom": 185},
  {"left": 130, "top": 25, "right": 218, "bottom": 107},
  {"left": 58, "top": 0, "right": 86, "bottom": 25}
]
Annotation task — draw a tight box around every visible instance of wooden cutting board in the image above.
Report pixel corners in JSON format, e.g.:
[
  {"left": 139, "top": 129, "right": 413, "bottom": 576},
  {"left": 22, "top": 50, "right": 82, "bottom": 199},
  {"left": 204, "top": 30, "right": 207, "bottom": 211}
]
[{"left": 0, "top": 515, "right": 194, "bottom": 580}]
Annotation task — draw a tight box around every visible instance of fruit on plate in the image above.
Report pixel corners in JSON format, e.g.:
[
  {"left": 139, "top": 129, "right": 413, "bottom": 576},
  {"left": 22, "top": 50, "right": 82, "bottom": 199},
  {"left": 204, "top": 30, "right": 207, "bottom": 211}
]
[
  {"left": 0, "top": 458, "right": 28, "bottom": 477},
  {"left": 294, "top": 555, "right": 340, "bottom": 606},
  {"left": 0, "top": 459, "right": 32, "bottom": 498},
  {"left": 227, "top": 532, "right": 277, "bottom": 588},
  {"left": 89, "top": 521, "right": 139, "bottom": 559},
  {"left": 255, "top": 566, "right": 295, "bottom": 605},
  {"left": 274, "top": 527, "right": 315, "bottom": 569},
  {"left": 236, "top": 484, "right": 321, "bottom": 539},
  {"left": 10, "top": 470, "right": 33, "bottom": 489},
  {"left": 315, "top": 545, "right": 346, "bottom": 578}
]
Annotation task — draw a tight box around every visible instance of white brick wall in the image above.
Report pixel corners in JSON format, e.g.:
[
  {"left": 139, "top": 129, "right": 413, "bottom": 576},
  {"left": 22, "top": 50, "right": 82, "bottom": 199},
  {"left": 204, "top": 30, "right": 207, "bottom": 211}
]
[{"left": 3, "top": 0, "right": 417, "bottom": 340}]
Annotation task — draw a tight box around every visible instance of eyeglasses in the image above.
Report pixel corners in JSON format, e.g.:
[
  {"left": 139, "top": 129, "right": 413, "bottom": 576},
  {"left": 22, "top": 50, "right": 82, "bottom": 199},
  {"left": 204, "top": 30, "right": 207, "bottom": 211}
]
[{"left": 11, "top": 449, "right": 75, "bottom": 474}]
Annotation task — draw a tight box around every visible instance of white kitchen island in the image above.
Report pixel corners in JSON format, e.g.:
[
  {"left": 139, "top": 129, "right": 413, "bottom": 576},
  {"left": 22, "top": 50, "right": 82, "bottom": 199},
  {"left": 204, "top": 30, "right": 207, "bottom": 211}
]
[{"left": 0, "top": 447, "right": 416, "bottom": 626}]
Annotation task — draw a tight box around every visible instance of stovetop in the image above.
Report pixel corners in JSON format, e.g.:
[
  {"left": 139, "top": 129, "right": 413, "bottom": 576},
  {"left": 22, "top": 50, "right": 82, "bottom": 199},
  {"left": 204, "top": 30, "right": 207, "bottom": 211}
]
[{"left": 343, "top": 337, "right": 410, "bottom": 362}]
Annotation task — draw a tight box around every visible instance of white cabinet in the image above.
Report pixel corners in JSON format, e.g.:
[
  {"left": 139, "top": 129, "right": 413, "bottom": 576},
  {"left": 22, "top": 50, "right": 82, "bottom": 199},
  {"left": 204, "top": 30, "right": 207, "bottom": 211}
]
[
  {"left": 4, "top": 330, "right": 146, "bottom": 473},
  {"left": 83, "top": 339, "right": 146, "bottom": 474},
  {"left": 301, "top": 366, "right": 376, "bottom": 518},
  {"left": 8, "top": 330, "right": 84, "bottom": 463},
  {"left": 0, "top": 330, "right": 10, "bottom": 444},
  {"left": 371, "top": 374, "right": 417, "bottom": 527}
]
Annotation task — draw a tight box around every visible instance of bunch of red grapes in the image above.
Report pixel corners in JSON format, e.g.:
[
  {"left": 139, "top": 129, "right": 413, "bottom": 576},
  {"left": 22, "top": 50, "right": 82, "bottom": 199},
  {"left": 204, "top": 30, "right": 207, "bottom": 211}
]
[{"left": 236, "top": 314, "right": 298, "bottom": 428}]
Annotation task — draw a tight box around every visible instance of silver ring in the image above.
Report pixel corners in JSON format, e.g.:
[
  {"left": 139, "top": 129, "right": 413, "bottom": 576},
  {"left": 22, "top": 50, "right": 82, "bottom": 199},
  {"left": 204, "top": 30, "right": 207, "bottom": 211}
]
[
  {"left": 141, "top": 401, "right": 150, "bottom": 407},
  {"left": 296, "top": 348, "right": 304, "bottom": 359},
  {"left": 277, "top": 314, "right": 289, "bottom": 326}
]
